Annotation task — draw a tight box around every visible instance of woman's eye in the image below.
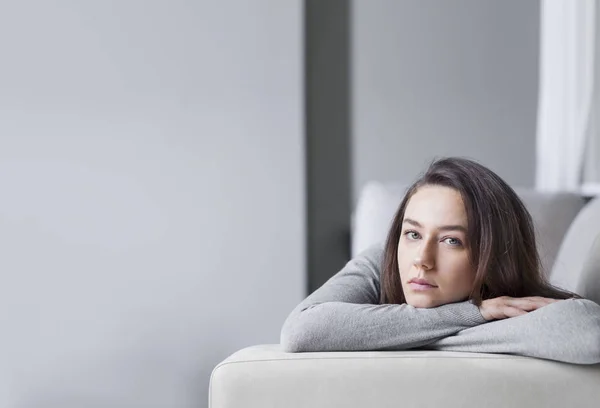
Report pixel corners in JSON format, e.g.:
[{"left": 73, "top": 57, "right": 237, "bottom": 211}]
[
  {"left": 444, "top": 237, "right": 462, "bottom": 246},
  {"left": 405, "top": 231, "right": 420, "bottom": 240}
]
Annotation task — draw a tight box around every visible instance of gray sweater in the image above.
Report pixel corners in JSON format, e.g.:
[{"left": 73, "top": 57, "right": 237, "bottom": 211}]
[{"left": 280, "top": 243, "right": 600, "bottom": 364}]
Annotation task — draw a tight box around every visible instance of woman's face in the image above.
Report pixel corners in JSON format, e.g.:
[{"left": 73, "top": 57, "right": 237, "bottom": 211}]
[{"left": 397, "top": 185, "right": 476, "bottom": 308}]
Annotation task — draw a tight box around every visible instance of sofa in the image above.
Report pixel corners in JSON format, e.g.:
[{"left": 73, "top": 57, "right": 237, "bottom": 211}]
[{"left": 210, "top": 183, "right": 600, "bottom": 408}]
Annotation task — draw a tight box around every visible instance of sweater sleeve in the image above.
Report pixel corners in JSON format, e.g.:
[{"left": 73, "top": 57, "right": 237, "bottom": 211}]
[
  {"left": 423, "top": 298, "right": 600, "bottom": 364},
  {"left": 280, "top": 243, "right": 487, "bottom": 352}
]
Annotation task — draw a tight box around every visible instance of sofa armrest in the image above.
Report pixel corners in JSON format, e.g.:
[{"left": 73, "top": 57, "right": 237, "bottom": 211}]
[{"left": 209, "top": 345, "right": 600, "bottom": 408}]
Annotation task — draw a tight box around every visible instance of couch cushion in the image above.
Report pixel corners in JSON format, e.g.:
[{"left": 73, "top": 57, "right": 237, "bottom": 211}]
[
  {"left": 210, "top": 345, "right": 600, "bottom": 408},
  {"left": 351, "top": 182, "right": 408, "bottom": 258},
  {"left": 516, "top": 190, "right": 586, "bottom": 277},
  {"left": 352, "top": 182, "right": 586, "bottom": 276},
  {"left": 552, "top": 198, "right": 600, "bottom": 293},
  {"left": 576, "top": 234, "right": 600, "bottom": 304}
]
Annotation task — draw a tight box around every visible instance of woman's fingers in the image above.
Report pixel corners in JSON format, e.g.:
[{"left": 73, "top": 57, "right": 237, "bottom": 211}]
[
  {"left": 512, "top": 299, "right": 538, "bottom": 312},
  {"left": 529, "top": 296, "right": 559, "bottom": 305},
  {"left": 479, "top": 296, "right": 560, "bottom": 321},
  {"left": 507, "top": 297, "right": 549, "bottom": 311},
  {"left": 500, "top": 305, "right": 528, "bottom": 318}
]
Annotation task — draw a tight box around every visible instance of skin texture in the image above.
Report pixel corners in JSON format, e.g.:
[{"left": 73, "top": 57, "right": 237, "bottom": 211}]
[{"left": 397, "top": 185, "right": 475, "bottom": 308}]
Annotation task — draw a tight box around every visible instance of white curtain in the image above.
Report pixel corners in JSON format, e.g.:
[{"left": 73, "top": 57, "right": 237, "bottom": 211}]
[{"left": 536, "top": 0, "right": 597, "bottom": 192}]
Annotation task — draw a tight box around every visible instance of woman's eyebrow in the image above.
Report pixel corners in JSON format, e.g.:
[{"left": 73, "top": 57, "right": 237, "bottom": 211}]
[{"left": 403, "top": 218, "right": 467, "bottom": 233}]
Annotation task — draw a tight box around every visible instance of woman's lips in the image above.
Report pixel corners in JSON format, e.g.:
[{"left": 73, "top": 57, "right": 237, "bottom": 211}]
[{"left": 408, "top": 282, "right": 437, "bottom": 291}]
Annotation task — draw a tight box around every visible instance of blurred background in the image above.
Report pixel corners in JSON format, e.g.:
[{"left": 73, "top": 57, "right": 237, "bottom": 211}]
[{"left": 0, "top": 1, "right": 597, "bottom": 407}]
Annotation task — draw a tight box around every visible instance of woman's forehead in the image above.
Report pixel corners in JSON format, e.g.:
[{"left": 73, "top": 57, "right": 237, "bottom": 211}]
[{"left": 404, "top": 185, "right": 468, "bottom": 227}]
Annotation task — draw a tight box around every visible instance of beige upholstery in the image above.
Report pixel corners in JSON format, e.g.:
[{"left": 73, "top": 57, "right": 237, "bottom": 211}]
[
  {"left": 576, "top": 233, "right": 600, "bottom": 305},
  {"left": 514, "top": 190, "right": 586, "bottom": 276},
  {"left": 210, "top": 345, "right": 600, "bottom": 408},
  {"left": 551, "top": 198, "right": 600, "bottom": 294}
]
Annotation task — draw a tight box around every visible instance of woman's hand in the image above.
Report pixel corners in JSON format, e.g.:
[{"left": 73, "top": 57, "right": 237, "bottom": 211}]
[{"left": 478, "top": 296, "right": 560, "bottom": 321}]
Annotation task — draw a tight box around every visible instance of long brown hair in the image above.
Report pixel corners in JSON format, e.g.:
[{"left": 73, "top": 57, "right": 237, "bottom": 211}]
[{"left": 380, "top": 157, "right": 578, "bottom": 306}]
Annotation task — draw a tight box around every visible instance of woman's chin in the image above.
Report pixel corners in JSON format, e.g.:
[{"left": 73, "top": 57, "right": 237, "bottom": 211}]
[{"left": 405, "top": 295, "right": 442, "bottom": 309}]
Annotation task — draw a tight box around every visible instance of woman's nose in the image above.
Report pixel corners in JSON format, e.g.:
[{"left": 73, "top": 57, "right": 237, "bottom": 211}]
[{"left": 413, "top": 241, "right": 435, "bottom": 270}]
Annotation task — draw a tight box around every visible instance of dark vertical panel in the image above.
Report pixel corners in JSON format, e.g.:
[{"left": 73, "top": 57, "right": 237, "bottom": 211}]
[{"left": 305, "top": 0, "right": 352, "bottom": 294}]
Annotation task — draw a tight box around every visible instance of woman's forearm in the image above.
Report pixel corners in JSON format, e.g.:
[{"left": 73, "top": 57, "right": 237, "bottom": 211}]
[
  {"left": 280, "top": 300, "right": 486, "bottom": 352},
  {"left": 424, "top": 299, "right": 600, "bottom": 364}
]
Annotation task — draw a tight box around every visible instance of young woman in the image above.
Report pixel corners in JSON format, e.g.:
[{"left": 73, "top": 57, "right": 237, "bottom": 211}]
[{"left": 280, "top": 157, "right": 600, "bottom": 364}]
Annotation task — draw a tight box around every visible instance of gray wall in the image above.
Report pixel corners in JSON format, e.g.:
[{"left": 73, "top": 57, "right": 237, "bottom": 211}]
[
  {"left": 0, "top": 2, "right": 304, "bottom": 408},
  {"left": 351, "top": 0, "right": 540, "bottom": 201}
]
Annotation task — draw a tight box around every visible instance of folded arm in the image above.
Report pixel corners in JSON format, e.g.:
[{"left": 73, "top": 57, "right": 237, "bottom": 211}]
[
  {"left": 424, "top": 299, "right": 600, "bottom": 364},
  {"left": 280, "top": 243, "right": 487, "bottom": 352}
]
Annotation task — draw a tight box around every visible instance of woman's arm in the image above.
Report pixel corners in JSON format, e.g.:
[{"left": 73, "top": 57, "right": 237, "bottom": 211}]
[
  {"left": 423, "top": 299, "right": 600, "bottom": 364},
  {"left": 280, "top": 243, "right": 487, "bottom": 352}
]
